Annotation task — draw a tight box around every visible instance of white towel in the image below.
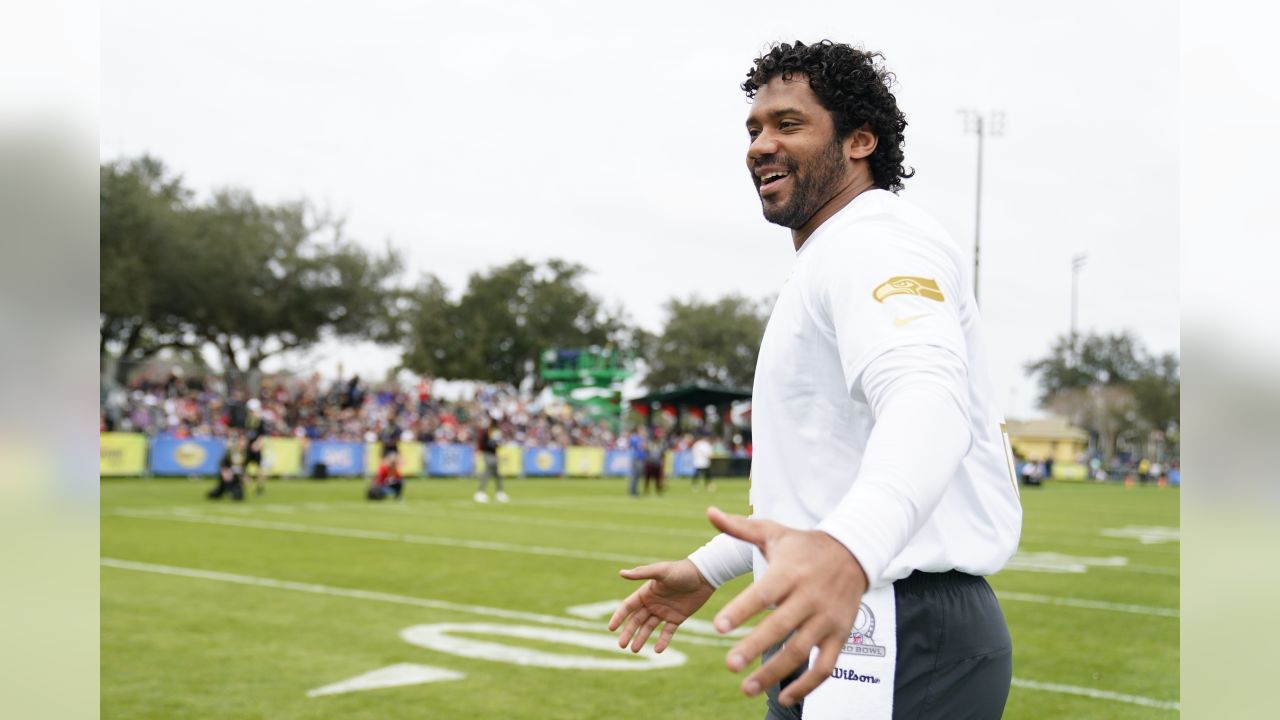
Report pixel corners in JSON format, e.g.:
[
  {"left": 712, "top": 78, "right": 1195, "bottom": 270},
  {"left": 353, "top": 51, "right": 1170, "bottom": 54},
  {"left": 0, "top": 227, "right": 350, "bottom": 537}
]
[{"left": 801, "top": 584, "right": 897, "bottom": 720}]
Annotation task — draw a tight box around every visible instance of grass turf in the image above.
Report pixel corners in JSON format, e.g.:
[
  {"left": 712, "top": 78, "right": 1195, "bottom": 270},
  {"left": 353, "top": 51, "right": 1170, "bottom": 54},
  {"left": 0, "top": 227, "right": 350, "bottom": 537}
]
[{"left": 102, "top": 476, "right": 1178, "bottom": 719}]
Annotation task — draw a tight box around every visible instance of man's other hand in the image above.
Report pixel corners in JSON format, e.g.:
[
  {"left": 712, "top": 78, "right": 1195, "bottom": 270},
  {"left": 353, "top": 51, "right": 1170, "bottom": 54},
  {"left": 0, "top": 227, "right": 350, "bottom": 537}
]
[
  {"left": 609, "top": 559, "right": 716, "bottom": 653},
  {"left": 707, "top": 506, "right": 869, "bottom": 707}
]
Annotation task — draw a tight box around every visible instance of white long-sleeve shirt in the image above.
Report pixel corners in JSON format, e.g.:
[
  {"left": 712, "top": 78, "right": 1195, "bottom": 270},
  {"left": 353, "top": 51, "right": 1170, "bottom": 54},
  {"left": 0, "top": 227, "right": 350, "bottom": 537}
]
[{"left": 689, "top": 190, "right": 1022, "bottom": 589}]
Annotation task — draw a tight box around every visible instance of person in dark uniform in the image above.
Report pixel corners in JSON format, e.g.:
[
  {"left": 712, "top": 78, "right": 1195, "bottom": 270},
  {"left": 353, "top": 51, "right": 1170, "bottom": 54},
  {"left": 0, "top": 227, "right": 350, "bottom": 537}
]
[
  {"left": 244, "top": 422, "right": 267, "bottom": 489},
  {"left": 208, "top": 432, "right": 249, "bottom": 501}
]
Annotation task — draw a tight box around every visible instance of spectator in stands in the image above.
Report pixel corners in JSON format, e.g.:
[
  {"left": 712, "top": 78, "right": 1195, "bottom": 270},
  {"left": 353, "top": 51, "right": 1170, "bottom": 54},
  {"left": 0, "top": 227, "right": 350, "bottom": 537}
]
[{"left": 1149, "top": 460, "right": 1163, "bottom": 484}]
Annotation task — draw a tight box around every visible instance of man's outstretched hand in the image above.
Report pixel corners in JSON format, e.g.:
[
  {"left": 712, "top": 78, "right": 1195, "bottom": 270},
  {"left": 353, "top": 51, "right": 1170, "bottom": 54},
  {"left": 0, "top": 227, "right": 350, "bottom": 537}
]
[
  {"left": 609, "top": 559, "right": 716, "bottom": 654},
  {"left": 707, "top": 506, "right": 869, "bottom": 707}
]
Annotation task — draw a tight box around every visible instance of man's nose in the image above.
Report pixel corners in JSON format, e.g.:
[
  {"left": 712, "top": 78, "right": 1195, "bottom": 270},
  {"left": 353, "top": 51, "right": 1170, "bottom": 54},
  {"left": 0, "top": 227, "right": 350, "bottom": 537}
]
[{"left": 747, "top": 131, "right": 779, "bottom": 161}]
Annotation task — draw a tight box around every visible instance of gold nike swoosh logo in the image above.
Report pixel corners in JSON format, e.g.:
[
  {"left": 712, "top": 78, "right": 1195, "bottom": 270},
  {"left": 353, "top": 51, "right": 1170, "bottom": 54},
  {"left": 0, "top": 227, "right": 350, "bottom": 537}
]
[{"left": 893, "top": 313, "right": 932, "bottom": 328}]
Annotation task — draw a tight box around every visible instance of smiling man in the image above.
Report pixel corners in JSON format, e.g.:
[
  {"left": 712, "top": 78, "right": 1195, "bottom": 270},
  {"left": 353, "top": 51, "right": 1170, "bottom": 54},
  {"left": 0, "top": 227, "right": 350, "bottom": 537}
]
[{"left": 609, "top": 40, "right": 1022, "bottom": 719}]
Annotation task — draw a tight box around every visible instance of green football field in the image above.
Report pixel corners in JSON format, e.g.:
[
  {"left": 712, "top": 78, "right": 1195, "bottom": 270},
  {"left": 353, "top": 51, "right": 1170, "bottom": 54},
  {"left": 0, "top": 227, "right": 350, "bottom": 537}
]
[{"left": 101, "top": 477, "right": 1179, "bottom": 719}]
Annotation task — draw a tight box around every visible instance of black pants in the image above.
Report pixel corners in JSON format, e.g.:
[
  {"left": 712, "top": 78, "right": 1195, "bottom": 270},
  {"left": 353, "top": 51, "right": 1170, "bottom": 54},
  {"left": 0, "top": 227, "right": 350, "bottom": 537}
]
[
  {"left": 765, "top": 571, "right": 1012, "bottom": 720},
  {"left": 207, "top": 474, "right": 244, "bottom": 501},
  {"left": 693, "top": 467, "right": 712, "bottom": 486},
  {"left": 643, "top": 461, "right": 663, "bottom": 494}
]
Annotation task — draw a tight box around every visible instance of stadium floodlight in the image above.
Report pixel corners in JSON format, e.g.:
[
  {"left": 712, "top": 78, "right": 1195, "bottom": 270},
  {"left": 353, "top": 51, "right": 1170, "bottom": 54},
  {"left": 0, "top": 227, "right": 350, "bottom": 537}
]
[
  {"left": 957, "top": 109, "right": 1005, "bottom": 306},
  {"left": 1071, "top": 253, "right": 1088, "bottom": 336}
]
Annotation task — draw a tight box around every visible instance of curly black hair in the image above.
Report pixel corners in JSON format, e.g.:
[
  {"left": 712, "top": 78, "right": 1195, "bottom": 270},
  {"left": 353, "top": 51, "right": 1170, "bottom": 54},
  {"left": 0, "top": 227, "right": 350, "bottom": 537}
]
[{"left": 743, "top": 40, "right": 913, "bottom": 192}]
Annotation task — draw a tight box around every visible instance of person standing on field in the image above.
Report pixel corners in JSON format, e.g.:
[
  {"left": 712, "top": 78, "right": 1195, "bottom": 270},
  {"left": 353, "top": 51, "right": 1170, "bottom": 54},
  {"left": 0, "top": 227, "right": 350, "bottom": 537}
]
[
  {"left": 609, "top": 40, "right": 1021, "bottom": 720},
  {"left": 475, "top": 421, "right": 508, "bottom": 503},
  {"left": 692, "top": 431, "right": 715, "bottom": 492}
]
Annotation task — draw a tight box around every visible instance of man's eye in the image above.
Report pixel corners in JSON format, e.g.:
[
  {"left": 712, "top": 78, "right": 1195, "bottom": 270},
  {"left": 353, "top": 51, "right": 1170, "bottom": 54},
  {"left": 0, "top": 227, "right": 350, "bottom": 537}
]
[
  {"left": 780, "top": 121, "right": 799, "bottom": 130},
  {"left": 747, "top": 128, "right": 760, "bottom": 139}
]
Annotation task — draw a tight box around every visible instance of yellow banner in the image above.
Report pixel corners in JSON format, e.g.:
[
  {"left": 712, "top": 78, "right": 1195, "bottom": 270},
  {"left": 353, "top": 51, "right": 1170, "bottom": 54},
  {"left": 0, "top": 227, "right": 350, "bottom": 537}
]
[
  {"left": 565, "top": 447, "right": 605, "bottom": 477},
  {"left": 366, "top": 442, "right": 425, "bottom": 477},
  {"left": 259, "top": 437, "right": 304, "bottom": 477},
  {"left": 496, "top": 445, "right": 523, "bottom": 477},
  {"left": 100, "top": 433, "right": 147, "bottom": 476},
  {"left": 664, "top": 450, "right": 674, "bottom": 478}
]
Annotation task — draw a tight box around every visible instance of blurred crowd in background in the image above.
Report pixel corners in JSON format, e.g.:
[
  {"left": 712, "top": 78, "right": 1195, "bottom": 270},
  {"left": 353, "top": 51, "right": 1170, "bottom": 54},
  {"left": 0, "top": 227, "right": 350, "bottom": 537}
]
[{"left": 98, "top": 370, "right": 751, "bottom": 456}]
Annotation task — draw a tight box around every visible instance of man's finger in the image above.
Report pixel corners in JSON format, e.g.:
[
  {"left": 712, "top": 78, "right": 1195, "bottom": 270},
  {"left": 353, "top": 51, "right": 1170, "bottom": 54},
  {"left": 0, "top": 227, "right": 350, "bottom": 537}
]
[
  {"left": 706, "top": 506, "right": 776, "bottom": 548},
  {"left": 618, "top": 562, "right": 669, "bottom": 582},
  {"left": 777, "top": 635, "right": 843, "bottom": 706},
  {"left": 713, "top": 568, "right": 792, "bottom": 636},
  {"left": 653, "top": 621, "right": 679, "bottom": 653},
  {"left": 617, "top": 608, "right": 649, "bottom": 649},
  {"left": 740, "top": 620, "right": 824, "bottom": 696},
  {"left": 630, "top": 614, "right": 662, "bottom": 653},
  {"left": 723, "top": 594, "right": 808, "bottom": 672},
  {"left": 607, "top": 589, "right": 643, "bottom": 631}
]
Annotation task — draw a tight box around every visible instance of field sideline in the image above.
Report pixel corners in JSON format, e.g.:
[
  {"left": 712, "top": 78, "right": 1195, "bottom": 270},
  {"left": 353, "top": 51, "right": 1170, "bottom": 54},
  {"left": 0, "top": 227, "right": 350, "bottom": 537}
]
[{"left": 102, "top": 477, "right": 1179, "bottom": 719}]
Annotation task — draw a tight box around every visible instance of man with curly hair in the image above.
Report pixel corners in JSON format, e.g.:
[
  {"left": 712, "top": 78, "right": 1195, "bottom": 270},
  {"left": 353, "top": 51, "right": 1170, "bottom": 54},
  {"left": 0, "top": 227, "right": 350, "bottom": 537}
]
[{"left": 610, "top": 41, "right": 1022, "bottom": 719}]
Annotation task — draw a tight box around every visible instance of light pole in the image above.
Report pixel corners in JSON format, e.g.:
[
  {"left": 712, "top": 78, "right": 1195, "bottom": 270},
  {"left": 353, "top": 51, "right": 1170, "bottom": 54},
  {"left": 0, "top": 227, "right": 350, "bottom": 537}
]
[
  {"left": 1071, "top": 253, "right": 1088, "bottom": 336},
  {"left": 958, "top": 110, "right": 1004, "bottom": 306}
]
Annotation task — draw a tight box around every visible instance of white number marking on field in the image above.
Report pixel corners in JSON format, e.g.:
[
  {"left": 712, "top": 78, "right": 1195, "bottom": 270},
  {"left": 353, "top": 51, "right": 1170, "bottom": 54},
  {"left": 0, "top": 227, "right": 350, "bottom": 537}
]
[
  {"left": 307, "top": 663, "right": 464, "bottom": 697},
  {"left": 1005, "top": 552, "right": 1129, "bottom": 574},
  {"left": 566, "top": 600, "right": 749, "bottom": 638},
  {"left": 400, "top": 622, "right": 686, "bottom": 670},
  {"left": 1100, "top": 526, "right": 1180, "bottom": 544}
]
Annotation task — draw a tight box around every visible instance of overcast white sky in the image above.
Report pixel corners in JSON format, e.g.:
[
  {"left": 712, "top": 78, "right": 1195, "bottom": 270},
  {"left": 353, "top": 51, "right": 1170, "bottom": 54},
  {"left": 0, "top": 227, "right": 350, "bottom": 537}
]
[{"left": 100, "top": 0, "right": 1178, "bottom": 419}]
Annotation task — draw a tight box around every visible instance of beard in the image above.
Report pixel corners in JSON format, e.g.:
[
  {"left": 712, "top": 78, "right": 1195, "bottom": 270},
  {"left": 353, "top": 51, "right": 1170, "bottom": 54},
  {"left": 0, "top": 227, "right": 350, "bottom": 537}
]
[{"left": 757, "top": 138, "right": 847, "bottom": 229}]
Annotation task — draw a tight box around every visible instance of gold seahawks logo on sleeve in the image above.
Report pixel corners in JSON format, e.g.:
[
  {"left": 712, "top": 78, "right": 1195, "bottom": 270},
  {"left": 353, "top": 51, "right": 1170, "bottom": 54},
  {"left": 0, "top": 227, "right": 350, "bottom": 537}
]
[{"left": 872, "top": 276, "right": 945, "bottom": 303}]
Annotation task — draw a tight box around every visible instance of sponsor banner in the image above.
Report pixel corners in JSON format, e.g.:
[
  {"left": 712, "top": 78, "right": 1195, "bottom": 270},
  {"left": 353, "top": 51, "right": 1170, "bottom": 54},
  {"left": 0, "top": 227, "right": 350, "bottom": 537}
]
[
  {"left": 366, "top": 442, "right": 426, "bottom": 477},
  {"left": 672, "top": 450, "right": 695, "bottom": 477},
  {"left": 603, "top": 449, "right": 633, "bottom": 477},
  {"left": 1051, "top": 463, "right": 1087, "bottom": 482},
  {"left": 150, "top": 437, "right": 225, "bottom": 476},
  {"left": 427, "top": 444, "right": 475, "bottom": 476},
  {"left": 496, "top": 445, "right": 523, "bottom": 477},
  {"left": 565, "top": 447, "right": 605, "bottom": 477},
  {"left": 305, "top": 441, "right": 366, "bottom": 476},
  {"left": 523, "top": 447, "right": 565, "bottom": 477},
  {"left": 100, "top": 432, "right": 148, "bottom": 476},
  {"left": 259, "top": 437, "right": 304, "bottom": 477}
]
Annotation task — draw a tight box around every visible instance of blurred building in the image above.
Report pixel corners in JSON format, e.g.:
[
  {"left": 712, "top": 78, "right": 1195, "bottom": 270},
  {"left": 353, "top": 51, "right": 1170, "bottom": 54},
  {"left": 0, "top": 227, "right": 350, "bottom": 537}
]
[{"left": 1006, "top": 416, "right": 1088, "bottom": 465}]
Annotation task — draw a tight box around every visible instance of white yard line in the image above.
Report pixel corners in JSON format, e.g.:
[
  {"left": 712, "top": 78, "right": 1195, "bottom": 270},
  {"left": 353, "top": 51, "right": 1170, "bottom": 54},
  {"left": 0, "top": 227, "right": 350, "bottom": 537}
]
[
  {"left": 997, "top": 591, "right": 1179, "bottom": 618},
  {"left": 100, "top": 557, "right": 733, "bottom": 647},
  {"left": 102, "top": 558, "right": 1178, "bottom": 710},
  {"left": 1010, "top": 677, "right": 1179, "bottom": 711},
  {"left": 298, "top": 502, "right": 714, "bottom": 540},
  {"left": 1020, "top": 536, "right": 1180, "bottom": 555},
  {"left": 110, "top": 510, "right": 663, "bottom": 565},
  {"left": 112, "top": 507, "right": 1179, "bottom": 579}
]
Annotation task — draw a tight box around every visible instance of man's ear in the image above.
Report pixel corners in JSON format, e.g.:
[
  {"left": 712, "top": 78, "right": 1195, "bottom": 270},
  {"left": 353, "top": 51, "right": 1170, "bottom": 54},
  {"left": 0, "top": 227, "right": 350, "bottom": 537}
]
[{"left": 847, "top": 123, "right": 878, "bottom": 160}]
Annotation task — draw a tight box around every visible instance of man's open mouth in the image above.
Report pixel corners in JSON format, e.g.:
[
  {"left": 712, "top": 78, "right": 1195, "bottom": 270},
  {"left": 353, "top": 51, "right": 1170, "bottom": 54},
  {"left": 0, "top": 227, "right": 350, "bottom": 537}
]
[{"left": 758, "top": 171, "right": 790, "bottom": 194}]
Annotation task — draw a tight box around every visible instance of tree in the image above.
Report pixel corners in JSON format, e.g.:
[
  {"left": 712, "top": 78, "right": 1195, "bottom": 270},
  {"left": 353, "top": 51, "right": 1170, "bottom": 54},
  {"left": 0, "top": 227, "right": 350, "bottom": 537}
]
[
  {"left": 100, "top": 156, "right": 200, "bottom": 380},
  {"left": 182, "top": 194, "right": 403, "bottom": 376},
  {"left": 643, "top": 294, "right": 768, "bottom": 390},
  {"left": 399, "top": 258, "right": 624, "bottom": 385},
  {"left": 1025, "top": 331, "right": 1180, "bottom": 460},
  {"left": 101, "top": 155, "right": 403, "bottom": 384}
]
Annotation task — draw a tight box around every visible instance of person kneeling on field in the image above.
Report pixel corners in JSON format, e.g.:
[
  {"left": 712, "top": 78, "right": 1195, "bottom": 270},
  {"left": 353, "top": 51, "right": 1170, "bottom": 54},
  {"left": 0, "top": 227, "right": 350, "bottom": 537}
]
[
  {"left": 367, "top": 451, "right": 403, "bottom": 501},
  {"left": 208, "top": 432, "right": 248, "bottom": 501}
]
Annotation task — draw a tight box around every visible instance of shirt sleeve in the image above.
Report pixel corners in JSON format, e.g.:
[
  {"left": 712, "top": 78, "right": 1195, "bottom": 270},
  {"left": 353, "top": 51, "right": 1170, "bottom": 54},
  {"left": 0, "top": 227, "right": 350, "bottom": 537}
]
[
  {"left": 808, "top": 224, "right": 966, "bottom": 396},
  {"left": 815, "top": 344, "right": 972, "bottom": 587},
  {"left": 687, "top": 532, "right": 754, "bottom": 589}
]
